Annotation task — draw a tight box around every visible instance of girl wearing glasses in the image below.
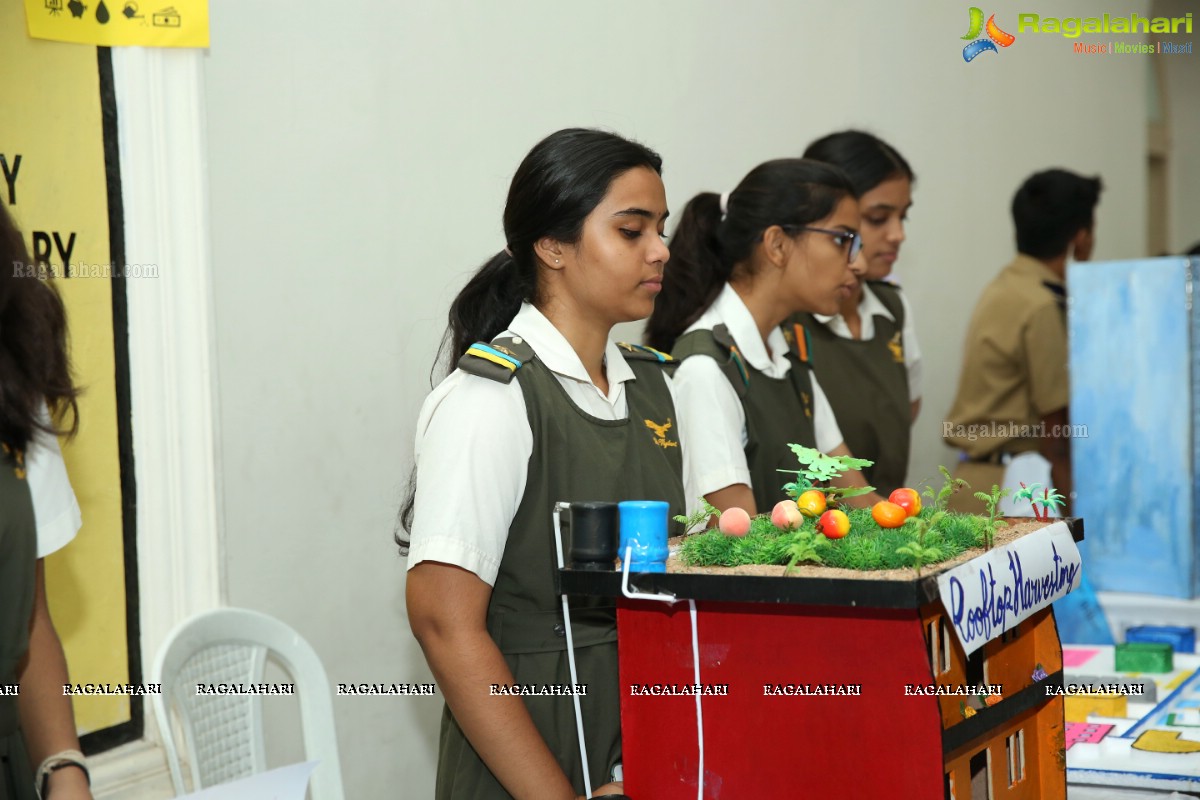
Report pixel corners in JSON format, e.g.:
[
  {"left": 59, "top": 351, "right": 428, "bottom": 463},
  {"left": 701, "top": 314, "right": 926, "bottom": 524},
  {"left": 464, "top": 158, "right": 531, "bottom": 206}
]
[
  {"left": 792, "top": 131, "right": 920, "bottom": 496},
  {"left": 646, "top": 158, "right": 882, "bottom": 515}
]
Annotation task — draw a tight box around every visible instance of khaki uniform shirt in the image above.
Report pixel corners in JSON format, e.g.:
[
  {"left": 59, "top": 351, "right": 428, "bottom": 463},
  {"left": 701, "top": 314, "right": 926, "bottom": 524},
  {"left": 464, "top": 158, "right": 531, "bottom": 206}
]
[{"left": 944, "top": 255, "right": 1069, "bottom": 460}]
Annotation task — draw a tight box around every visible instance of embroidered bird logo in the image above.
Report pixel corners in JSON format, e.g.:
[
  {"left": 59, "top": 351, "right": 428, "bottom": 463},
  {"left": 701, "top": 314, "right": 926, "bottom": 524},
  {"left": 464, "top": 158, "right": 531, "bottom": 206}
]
[
  {"left": 1, "top": 443, "right": 26, "bottom": 480},
  {"left": 888, "top": 332, "right": 904, "bottom": 364},
  {"left": 644, "top": 418, "right": 678, "bottom": 449}
]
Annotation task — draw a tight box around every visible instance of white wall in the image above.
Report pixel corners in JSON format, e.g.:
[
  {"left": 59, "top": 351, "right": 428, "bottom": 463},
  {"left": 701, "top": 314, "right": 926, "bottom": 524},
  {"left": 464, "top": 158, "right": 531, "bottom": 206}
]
[
  {"left": 1155, "top": 0, "right": 1200, "bottom": 254},
  {"left": 199, "top": 1, "right": 1158, "bottom": 795}
]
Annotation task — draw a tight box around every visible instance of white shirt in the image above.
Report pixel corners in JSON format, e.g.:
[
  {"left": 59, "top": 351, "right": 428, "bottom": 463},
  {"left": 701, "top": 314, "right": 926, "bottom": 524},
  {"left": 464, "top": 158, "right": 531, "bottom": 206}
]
[
  {"left": 406, "top": 303, "right": 687, "bottom": 586},
  {"left": 811, "top": 282, "right": 923, "bottom": 401},
  {"left": 26, "top": 408, "right": 83, "bottom": 558},
  {"left": 672, "top": 285, "right": 844, "bottom": 513}
]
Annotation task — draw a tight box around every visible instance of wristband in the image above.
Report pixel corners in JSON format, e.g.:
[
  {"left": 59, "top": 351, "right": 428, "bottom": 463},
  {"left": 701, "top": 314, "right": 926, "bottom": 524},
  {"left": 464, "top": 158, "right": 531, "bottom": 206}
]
[{"left": 36, "top": 749, "right": 90, "bottom": 799}]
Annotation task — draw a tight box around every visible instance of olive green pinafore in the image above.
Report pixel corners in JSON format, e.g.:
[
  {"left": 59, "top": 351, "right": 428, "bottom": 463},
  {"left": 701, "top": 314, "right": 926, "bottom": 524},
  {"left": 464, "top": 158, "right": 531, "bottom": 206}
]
[
  {"left": 672, "top": 324, "right": 817, "bottom": 513},
  {"left": 434, "top": 339, "right": 685, "bottom": 799},
  {"left": 791, "top": 281, "right": 910, "bottom": 495},
  {"left": 0, "top": 445, "right": 37, "bottom": 800}
]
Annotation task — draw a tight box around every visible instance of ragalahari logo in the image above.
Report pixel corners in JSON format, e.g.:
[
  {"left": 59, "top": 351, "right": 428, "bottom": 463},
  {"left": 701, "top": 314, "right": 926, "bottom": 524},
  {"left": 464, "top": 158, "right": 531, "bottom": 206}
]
[{"left": 962, "top": 7, "right": 1016, "bottom": 62}]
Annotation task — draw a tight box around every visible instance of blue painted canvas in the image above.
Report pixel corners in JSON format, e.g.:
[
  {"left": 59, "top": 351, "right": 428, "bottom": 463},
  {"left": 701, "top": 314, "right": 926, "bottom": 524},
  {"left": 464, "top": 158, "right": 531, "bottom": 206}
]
[{"left": 1068, "top": 257, "right": 1197, "bottom": 598}]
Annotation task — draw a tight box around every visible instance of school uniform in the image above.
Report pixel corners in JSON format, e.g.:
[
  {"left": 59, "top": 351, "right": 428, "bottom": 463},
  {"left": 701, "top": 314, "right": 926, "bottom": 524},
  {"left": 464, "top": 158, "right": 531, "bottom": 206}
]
[
  {"left": 671, "top": 284, "right": 844, "bottom": 515},
  {"left": 0, "top": 446, "right": 36, "bottom": 800},
  {"left": 0, "top": 420, "right": 82, "bottom": 800},
  {"left": 943, "top": 255, "right": 1069, "bottom": 513},
  {"left": 407, "top": 302, "right": 685, "bottom": 799},
  {"left": 791, "top": 280, "right": 922, "bottom": 495}
]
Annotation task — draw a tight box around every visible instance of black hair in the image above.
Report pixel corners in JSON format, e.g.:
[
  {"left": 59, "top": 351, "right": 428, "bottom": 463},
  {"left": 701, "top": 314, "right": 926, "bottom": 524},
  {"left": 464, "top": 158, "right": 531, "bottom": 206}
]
[
  {"left": 1011, "top": 169, "right": 1103, "bottom": 259},
  {"left": 645, "top": 158, "right": 854, "bottom": 353},
  {"left": 0, "top": 202, "right": 79, "bottom": 457},
  {"left": 397, "top": 128, "right": 663, "bottom": 547},
  {"left": 443, "top": 128, "right": 663, "bottom": 363},
  {"left": 1185, "top": 241, "right": 1200, "bottom": 257},
  {"left": 803, "top": 130, "right": 914, "bottom": 196}
]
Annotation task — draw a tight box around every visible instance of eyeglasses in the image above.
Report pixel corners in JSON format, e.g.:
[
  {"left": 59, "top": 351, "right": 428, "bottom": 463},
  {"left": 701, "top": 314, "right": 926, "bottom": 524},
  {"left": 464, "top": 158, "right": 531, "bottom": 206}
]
[{"left": 784, "top": 226, "right": 863, "bottom": 264}]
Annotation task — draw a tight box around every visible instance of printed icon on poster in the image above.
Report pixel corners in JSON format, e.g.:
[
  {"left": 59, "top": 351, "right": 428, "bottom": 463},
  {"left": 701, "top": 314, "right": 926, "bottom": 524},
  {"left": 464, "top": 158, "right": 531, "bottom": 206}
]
[{"left": 153, "top": 5, "right": 180, "bottom": 26}]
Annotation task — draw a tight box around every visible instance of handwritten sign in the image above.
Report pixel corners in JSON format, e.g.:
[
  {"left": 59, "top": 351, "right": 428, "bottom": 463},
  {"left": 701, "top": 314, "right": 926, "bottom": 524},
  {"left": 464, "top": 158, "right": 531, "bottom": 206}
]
[{"left": 937, "top": 521, "right": 1081, "bottom": 656}]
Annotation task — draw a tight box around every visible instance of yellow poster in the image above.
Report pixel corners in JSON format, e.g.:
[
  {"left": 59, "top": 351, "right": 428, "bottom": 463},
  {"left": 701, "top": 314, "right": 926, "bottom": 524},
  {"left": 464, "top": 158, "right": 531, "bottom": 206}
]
[
  {"left": 25, "top": 0, "right": 209, "bottom": 48},
  {"left": 2, "top": 5, "right": 135, "bottom": 738}
]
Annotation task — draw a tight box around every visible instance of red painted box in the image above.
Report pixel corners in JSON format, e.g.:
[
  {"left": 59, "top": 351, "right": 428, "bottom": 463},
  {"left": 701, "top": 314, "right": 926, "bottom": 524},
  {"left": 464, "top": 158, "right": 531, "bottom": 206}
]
[{"left": 559, "top": 519, "right": 1081, "bottom": 799}]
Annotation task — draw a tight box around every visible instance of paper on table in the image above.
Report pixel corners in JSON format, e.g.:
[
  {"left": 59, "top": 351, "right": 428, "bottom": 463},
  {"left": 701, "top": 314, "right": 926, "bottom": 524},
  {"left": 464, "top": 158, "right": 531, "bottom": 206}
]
[{"left": 175, "top": 762, "right": 318, "bottom": 800}]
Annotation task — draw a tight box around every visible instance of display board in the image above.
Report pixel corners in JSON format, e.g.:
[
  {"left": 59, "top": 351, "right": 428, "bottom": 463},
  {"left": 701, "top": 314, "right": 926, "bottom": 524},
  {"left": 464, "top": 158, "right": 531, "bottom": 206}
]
[{"left": 1, "top": 2, "right": 139, "bottom": 746}]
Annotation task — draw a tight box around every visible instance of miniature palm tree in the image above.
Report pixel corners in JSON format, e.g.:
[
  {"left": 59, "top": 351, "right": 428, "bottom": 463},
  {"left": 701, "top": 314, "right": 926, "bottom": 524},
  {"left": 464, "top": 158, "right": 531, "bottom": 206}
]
[
  {"left": 1032, "top": 487, "right": 1066, "bottom": 519},
  {"left": 1015, "top": 482, "right": 1065, "bottom": 521}
]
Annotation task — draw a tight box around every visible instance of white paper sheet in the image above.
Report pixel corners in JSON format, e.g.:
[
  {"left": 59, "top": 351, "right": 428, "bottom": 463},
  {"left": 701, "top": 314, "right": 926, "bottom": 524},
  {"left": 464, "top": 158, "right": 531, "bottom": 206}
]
[{"left": 175, "top": 761, "right": 318, "bottom": 800}]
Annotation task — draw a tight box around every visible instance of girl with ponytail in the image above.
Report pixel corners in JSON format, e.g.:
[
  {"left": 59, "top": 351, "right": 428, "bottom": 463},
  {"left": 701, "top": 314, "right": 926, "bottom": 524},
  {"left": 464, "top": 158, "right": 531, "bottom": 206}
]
[
  {"left": 403, "top": 128, "right": 682, "bottom": 799},
  {"left": 797, "top": 130, "right": 921, "bottom": 496},
  {"left": 646, "top": 158, "right": 883, "bottom": 516}
]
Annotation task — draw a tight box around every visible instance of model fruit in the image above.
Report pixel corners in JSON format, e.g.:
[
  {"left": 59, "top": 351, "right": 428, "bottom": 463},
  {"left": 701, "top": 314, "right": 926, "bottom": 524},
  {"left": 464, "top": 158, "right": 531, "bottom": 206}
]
[
  {"left": 771, "top": 500, "right": 804, "bottom": 531},
  {"left": 871, "top": 501, "right": 908, "bottom": 529},
  {"left": 796, "top": 490, "right": 827, "bottom": 518},
  {"left": 816, "top": 509, "right": 850, "bottom": 539},
  {"left": 718, "top": 507, "right": 751, "bottom": 537},
  {"left": 888, "top": 487, "right": 922, "bottom": 518}
]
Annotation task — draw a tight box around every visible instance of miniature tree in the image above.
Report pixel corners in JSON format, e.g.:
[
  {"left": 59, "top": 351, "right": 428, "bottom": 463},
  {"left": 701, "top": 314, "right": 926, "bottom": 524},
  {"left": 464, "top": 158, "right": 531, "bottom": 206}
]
[
  {"left": 921, "top": 466, "right": 970, "bottom": 512},
  {"left": 895, "top": 510, "right": 946, "bottom": 577},
  {"left": 782, "top": 529, "right": 828, "bottom": 575},
  {"left": 972, "top": 484, "right": 1010, "bottom": 550},
  {"left": 779, "top": 444, "right": 875, "bottom": 506},
  {"left": 1014, "top": 482, "right": 1066, "bottom": 521},
  {"left": 1032, "top": 486, "right": 1066, "bottom": 519},
  {"left": 674, "top": 498, "right": 721, "bottom": 536}
]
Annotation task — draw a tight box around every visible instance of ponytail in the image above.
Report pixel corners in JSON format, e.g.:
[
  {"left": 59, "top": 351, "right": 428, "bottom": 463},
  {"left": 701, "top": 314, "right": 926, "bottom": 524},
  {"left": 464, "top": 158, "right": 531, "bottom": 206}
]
[
  {"left": 646, "top": 158, "right": 855, "bottom": 354},
  {"left": 645, "top": 192, "right": 728, "bottom": 352},
  {"left": 400, "top": 249, "right": 533, "bottom": 544},
  {"left": 446, "top": 250, "right": 535, "bottom": 360}
]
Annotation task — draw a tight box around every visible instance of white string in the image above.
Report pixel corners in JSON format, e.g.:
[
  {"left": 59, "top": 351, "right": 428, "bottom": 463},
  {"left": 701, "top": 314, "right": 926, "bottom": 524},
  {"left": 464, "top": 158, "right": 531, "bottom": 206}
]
[
  {"left": 553, "top": 502, "right": 593, "bottom": 798},
  {"left": 718, "top": 191, "right": 730, "bottom": 221},
  {"left": 689, "top": 599, "right": 704, "bottom": 800},
  {"left": 621, "top": 548, "right": 704, "bottom": 798}
]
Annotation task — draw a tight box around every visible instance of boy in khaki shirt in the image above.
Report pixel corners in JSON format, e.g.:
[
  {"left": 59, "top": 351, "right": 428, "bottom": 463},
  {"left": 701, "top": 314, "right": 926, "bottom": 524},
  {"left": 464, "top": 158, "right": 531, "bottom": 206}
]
[{"left": 944, "top": 169, "right": 1102, "bottom": 514}]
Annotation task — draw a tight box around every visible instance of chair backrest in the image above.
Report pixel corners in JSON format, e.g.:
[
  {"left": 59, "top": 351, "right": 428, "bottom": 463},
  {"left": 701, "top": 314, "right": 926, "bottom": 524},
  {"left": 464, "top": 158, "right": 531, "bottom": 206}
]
[{"left": 150, "top": 608, "right": 345, "bottom": 800}]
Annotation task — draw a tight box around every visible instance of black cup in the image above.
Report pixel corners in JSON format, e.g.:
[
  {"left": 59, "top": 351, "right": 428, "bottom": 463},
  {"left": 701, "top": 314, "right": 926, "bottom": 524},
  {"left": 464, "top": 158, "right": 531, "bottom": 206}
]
[{"left": 568, "top": 502, "right": 619, "bottom": 571}]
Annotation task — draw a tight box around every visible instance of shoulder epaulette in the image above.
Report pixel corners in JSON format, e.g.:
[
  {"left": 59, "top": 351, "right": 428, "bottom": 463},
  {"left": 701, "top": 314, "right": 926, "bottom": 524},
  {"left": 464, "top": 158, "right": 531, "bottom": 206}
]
[
  {"left": 711, "top": 324, "right": 750, "bottom": 394},
  {"left": 1042, "top": 281, "right": 1067, "bottom": 310},
  {"left": 617, "top": 342, "right": 675, "bottom": 364},
  {"left": 458, "top": 336, "right": 535, "bottom": 384},
  {"left": 781, "top": 322, "right": 813, "bottom": 368}
]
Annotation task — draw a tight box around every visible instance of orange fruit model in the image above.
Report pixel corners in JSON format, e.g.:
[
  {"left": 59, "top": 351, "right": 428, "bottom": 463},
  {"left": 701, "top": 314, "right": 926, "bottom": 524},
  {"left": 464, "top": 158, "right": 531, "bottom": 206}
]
[{"left": 871, "top": 501, "right": 908, "bottom": 529}]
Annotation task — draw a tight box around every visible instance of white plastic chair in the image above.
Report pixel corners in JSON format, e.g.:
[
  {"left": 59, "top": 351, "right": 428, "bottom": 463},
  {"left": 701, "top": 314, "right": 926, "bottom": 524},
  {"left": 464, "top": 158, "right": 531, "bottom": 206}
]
[{"left": 150, "top": 608, "right": 345, "bottom": 800}]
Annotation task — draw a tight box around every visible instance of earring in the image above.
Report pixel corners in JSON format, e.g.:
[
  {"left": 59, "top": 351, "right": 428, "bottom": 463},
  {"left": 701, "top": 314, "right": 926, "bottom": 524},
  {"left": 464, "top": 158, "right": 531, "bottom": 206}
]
[{"left": 555, "top": 259, "right": 560, "bottom": 264}]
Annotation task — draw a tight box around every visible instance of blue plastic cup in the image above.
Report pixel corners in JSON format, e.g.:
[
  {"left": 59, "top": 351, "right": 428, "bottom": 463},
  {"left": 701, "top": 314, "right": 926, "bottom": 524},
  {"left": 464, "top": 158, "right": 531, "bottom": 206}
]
[{"left": 618, "top": 500, "right": 669, "bottom": 573}]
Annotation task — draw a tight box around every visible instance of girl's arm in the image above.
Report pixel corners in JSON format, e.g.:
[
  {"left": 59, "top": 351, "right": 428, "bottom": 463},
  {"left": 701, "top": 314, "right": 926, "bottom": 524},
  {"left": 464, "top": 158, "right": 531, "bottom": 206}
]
[
  {"left": 408, "top": 561, "right": 591, "bottom": 800},
  {"left": 703, "top": 484, "right": 757, "bottom": 516},
  {"left": 17, "top": 561, "right": 92, "bottom": 800}
]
